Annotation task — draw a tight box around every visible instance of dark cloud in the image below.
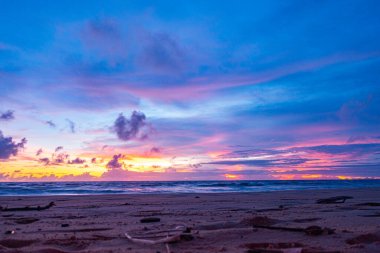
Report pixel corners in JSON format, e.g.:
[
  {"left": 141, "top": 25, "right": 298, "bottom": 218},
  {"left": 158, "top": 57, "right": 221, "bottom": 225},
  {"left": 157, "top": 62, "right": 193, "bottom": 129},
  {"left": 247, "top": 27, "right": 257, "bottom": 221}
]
[
  {"left": 39, "top": 157, "right": 50, "bottom": 165},
  {"left": 112, "top": 111, "right": 151, "bottom": 141},
  {"left": 36, "top": 148, "right": 43, "bottom": 156},
  {"left": 53, "top": 153, "right": 69, "bottom": 164},
  {"left": 338, "top": 94, "right": 380, "bottom": 124},
  {"left": 91, "top": 157, "right": 97, "bottom": 163},
  {"left": 150, "top": 147, "right": 161, "bottom": 153},
  {"left": 205, "top": 158, "right": 309, "bottom": 167},
  {"left": 85, "top": 19, "right": 120, "bottom": 40},
  {"left": 45, "top": 120, "right": 56, "bottom": 128},
  {"left": 291, "top": 143, "right": 380, "bottom": 157},
  {"left": 346, "top": 136, "right": 368, "bottom": 143},
  {"left": 140, "top": 32, "right": 185, "bottom": 72},
  {"left": 220, "top": 148, "right": 286, "bottom": 159},
  {"left": 106, "top": 154, "right": 123, "bottom": 169},
  {"left": 39, "top": 152, "right": 72, "bottom": 166},
  {"left": 0, "top": 131, "right": 27, "bottom": 159},
  {"left": 0, "top": 110, "right": 14, "bottom": 121},
  {"left": 68, "top": 157, "right": 86, "bottom": 164},
  {"left": 55, "top": 146, "right": 63, "bottom": 152},
  {"left": 66, "top": 119, "right": 75, "bottom": 133}
]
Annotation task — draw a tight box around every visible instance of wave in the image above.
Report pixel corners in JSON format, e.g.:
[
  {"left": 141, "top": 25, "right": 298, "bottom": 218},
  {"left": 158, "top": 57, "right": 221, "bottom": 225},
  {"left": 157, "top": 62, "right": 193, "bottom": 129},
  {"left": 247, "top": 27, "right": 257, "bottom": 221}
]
[{"left": 0, "top": 180, "right": 379, "bottom": 196}]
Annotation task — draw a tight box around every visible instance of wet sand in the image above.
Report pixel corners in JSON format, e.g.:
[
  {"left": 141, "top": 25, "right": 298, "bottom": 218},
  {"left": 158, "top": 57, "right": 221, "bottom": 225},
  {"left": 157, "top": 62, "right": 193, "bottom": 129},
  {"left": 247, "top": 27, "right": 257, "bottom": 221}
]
[{"left": 1, "top": 187, "right": 380, "bottom": 252}]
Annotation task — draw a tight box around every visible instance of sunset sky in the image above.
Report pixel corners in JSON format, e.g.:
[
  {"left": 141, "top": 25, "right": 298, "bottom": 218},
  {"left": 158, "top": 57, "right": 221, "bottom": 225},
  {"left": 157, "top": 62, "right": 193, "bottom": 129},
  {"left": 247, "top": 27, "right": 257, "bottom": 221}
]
[{"left": 1, "top": 0, "right": 380, "bottom": 181}]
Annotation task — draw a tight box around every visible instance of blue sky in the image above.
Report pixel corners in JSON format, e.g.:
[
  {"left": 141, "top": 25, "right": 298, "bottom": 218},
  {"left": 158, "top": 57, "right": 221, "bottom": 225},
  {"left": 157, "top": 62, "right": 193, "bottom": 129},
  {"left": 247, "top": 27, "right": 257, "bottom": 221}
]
[{"left": 1, "top": 0, "right": 380, "bottom": 181}]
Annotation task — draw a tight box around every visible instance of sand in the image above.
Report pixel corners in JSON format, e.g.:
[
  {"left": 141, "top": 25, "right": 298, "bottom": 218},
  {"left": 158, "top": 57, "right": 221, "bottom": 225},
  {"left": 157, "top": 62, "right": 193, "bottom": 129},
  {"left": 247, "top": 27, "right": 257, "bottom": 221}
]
[{"left": 1, "top": 187, "right": 380, "bottom": 253}]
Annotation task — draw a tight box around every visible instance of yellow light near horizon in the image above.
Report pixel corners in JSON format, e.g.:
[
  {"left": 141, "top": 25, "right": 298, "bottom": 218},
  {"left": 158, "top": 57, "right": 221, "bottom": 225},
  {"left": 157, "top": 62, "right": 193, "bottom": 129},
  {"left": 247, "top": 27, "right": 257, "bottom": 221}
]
[
  {"left": 301, "top": 174, "right": 322, "bottom": 179},
  {"left": 121, "top": 156, "right": 172, "bottom": 172},
  {"left": 224, "top": 173, "right": 241, "bottom": 180}
]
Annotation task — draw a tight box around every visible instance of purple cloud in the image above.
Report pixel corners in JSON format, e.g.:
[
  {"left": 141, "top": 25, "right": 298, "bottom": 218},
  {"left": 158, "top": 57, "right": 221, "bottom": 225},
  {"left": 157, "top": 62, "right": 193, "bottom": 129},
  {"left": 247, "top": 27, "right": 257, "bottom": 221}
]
[
  {"left": 53, "top": 153, "right": 69, "bottom": 164},
  {"left": 106, "top": 154, "right": 124, "bottom": 169},
  {"left": 39, "top": 157, "right": 50, "bottom": 165},
  {"left": 205, "top": 158, "right": 309, "bottom": 167},
  {"left": 150, "top": 147, "right": 161, "bottom": 154},
  {"left": 291, "top": 143, "right": 380, "bottom": 157},
  {"left": 68, "top": 157, "right": 86, "bottom": 164},
  {"left": 55, "top": 146, "right": 63, "bottom": 152},
  {"left": 0, "top": 110, "right": 15, "bottom": 121},
  {"left": 0, "top": 131, "right": 27, "bottom": 159},
  {"left": 112, "top": 111, "right": 151, "bottom": 141},
  {"left": 45, "top": 120, "right": 56, "bottom": 128},
  {"left": 66, "top": 119, "right": 76, "bottom": 133},
  {"left": 36, "top": 148, "right": 43, "bottom": 156},
  {"left": 139, "top": 32, "right": 186, "bottom": 72}
]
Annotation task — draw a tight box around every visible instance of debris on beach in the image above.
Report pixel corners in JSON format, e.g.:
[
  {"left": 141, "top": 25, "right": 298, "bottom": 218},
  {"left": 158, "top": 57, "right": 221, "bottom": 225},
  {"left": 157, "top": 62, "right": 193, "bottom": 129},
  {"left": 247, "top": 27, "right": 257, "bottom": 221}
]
[
  {"left": 316, "top": 196, "right": 353, "bottom": 204},
  {"left": 346, "top": 232, "right": 380, "bottom": 245},
  {"left": 255, "top": 206, "right": 288, "bottom": 213},
  {"left": 244, "top": 216, "right": 334, "bottom": 236},
  {"left": 4, "top": 230, "right": 15, "bottom": 235},
  {"left": 11, "top": 217, "right": 39, "bottom": 224},
  {"left": 356, "top": 202, "right": 380, "bottom": 207},
  {"left": 244, "top": 242, "right": 342, "bottom": 253},
  {"left": 244, "top": 242, "right": 304, "bottom": 253},
  {"left": 0, "top": 202, "right": 55, "bottom": 212},
  {"left": 140, "top": 217, "right": 161, "bottom": 223},
  {"left": 241, "top": 216, "right": 279, "bottom": 227},
  {"left": 125, "top": 226, "right": 194, "bottom": 253},
  {"left": 254, "top": 224, "right": 334, "bottom": 236}
]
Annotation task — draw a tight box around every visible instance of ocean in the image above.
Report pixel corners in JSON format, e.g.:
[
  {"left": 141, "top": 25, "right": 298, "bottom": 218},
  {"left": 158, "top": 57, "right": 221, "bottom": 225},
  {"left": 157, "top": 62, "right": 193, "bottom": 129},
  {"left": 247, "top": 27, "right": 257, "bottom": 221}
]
[{"left": 0, "top": 180, "right": 379, "bottom": 196}]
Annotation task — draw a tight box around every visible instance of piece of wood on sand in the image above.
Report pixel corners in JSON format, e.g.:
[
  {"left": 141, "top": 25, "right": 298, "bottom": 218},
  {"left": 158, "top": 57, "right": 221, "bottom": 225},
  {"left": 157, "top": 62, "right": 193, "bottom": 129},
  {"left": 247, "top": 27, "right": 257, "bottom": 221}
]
[
  {"left": 0, "top": 202, "right": 55, "bottom": 212},
  {"left": 316, "top": 196, "right": 353, "bottom": 204}
]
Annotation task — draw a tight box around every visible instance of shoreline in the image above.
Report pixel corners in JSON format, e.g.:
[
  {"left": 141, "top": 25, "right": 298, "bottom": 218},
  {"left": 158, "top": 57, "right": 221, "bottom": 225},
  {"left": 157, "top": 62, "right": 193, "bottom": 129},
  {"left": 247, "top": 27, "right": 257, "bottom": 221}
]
[
  {"left": 1, "top": 180, "right": 380, "bottom": 197},
  {"left": 1, "top": 185, "right": 380, "bottom": 197},
  {"left": 1, "top": 187, "right": 380, "bottom": 252}
]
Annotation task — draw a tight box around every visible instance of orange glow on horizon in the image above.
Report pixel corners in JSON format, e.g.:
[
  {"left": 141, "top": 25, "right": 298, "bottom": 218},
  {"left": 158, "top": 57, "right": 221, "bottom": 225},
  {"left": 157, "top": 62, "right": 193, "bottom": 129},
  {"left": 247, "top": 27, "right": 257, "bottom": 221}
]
[{"left": 224, "top": 173, "right": 242, "bottom": 180}]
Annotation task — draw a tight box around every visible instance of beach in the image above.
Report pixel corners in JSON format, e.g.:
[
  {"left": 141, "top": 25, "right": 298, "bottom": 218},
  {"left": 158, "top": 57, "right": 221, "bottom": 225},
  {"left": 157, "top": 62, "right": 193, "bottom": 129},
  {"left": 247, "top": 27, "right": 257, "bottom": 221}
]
[{"left": 1, "top": 187, "right": 380, "bottom": 253}]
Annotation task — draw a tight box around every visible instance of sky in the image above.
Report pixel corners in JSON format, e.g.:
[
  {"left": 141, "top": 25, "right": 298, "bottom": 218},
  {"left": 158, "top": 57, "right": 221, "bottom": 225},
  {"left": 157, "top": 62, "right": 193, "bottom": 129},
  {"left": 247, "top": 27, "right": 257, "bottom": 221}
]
[{"left": 1, "top": 0, "right": 380, "bottom": 181}]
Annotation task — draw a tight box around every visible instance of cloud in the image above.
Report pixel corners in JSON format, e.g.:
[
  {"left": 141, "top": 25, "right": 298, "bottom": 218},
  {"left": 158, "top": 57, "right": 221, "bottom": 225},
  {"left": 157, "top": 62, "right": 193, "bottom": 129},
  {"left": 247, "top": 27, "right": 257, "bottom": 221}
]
[
  {"left": 112, "top": 111, "right": 151, "bottom": 141},
  {"left": 150, "top": 147, "right": 161, "bottom": 154},
  {"left": 68, "top": 157, "right": 86, "bottom": 164},
  {"left": 66, "top": 119, "right": 76, "bottom": 133},
  {"left": 55, "top": 146, "right": 63, "bottom": 152},
  {"left": 36, "top": 148, "right": 43, "bottom": 156},
  {"left": 39, "top": 157, "right": 50, "bottom": 165},
  {"left": 205, "top": 158, "right": 309, "bottom": 167},
  {"left": 338, "top": 94, "right": 380, "bottom": 124},
  {"left": 106, "top": 154, "right": 124, "bottom": 169},
  {"left": 139, "top": 32, "right": 186, "bottom": 72},
  {"left": 0, "top": 131, "right": 27, "bottom": 159},
  {"left": 0, "top": 110, "right": 15, "bottom": 121},
  {"left": 53, "top": 153, "right": 69, "bottom": 164},
  {"left": 45, "top": 120, "right": 56, "bottom": 128},
  {"left": 291, "top": 143, "right": 380, "bottom": 157},
  {"left": 81, "top": 18, "right": 123, "bottom": 59}
]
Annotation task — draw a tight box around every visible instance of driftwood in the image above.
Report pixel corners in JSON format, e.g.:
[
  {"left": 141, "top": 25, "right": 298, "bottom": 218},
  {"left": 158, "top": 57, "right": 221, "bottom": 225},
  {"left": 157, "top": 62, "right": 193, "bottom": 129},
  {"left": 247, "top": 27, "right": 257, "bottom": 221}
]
[
  {"left": 253, "top": 225, "right": 334, "bottom": 236},
  {"left": 356, "top": 202, "right": 380, "bottom": 207},
  {"left": 125, "top": 226, "right": 193, "bottom": 253},
  {"left": 140, "top": 217, "right": 161, "bottom": 223},
  {"left": 316, "top": 196, "right": 353, "bottom": 204},
  {"left": 125, "top": 232, "right": 180, "bottom": 245},
  {"left": 0, "top": 202, "right": 55, "bottom": 212},
  {"left": 245, "top": 242, "right": 341, "bottom": 253},
  {"left": 125, "top": 231, "right": 193, "bottom": 245},
  {"left": 243, "top": 216, "right": 334, "bottom": 236}
]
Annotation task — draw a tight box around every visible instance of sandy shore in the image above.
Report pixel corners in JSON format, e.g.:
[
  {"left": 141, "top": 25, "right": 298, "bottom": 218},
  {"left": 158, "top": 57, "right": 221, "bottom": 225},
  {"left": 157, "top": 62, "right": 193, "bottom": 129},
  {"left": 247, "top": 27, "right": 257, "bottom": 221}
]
[{"left": 1, "top": 187, "right": 380, "bottom": 253}]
